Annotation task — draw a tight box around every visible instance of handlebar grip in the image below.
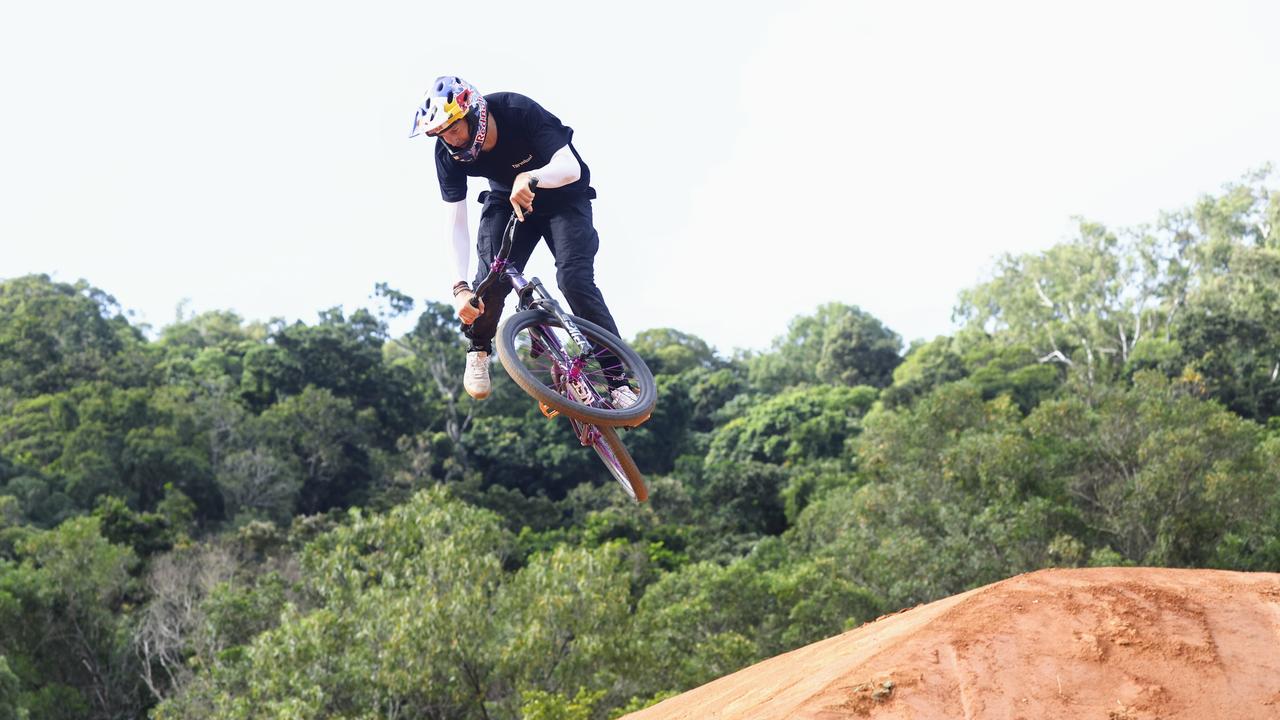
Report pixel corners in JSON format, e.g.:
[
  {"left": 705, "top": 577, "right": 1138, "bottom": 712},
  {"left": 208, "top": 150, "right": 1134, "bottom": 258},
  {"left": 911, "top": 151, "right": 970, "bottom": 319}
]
[{"left": 528, "top": 177, "right": 539, "bottom": 191}]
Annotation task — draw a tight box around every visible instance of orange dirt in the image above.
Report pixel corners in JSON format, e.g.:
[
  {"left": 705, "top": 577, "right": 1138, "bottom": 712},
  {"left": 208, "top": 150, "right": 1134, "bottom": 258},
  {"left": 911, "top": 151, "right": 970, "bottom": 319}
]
[{"left": 621, "top": 567, "right": 1280, "bottom": 720}]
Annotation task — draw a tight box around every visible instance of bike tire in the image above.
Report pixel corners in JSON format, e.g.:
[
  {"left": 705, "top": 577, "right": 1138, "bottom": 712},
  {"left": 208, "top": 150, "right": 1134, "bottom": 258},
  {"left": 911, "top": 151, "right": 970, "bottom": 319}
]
[
  {"left": 592, "top": 425, "right": 649, "bottom": 502},
  {"left": 496, "top": 309, "right": 657, "bottom": 426}
]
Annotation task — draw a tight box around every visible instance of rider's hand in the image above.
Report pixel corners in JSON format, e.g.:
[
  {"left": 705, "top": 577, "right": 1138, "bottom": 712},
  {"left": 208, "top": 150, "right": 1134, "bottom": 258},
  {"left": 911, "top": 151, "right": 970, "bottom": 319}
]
[
  {"left": 510, "top": 172, "right": 536, "bottom": 221},
  {"left": 454, "top": 289, "right": 484, "bottom": 324}
]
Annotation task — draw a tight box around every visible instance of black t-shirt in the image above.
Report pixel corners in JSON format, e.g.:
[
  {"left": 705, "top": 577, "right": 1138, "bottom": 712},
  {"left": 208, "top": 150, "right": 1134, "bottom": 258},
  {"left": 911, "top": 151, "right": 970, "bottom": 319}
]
[{"left": 435, "top": 92, "right": 592, "bottom": 203}]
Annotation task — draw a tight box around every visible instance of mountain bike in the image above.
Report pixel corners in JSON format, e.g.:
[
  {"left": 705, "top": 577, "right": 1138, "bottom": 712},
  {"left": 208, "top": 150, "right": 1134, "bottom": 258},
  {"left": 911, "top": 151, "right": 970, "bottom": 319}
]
[{"left": 467, "top": 185, "right": 657, "bottom": 501}]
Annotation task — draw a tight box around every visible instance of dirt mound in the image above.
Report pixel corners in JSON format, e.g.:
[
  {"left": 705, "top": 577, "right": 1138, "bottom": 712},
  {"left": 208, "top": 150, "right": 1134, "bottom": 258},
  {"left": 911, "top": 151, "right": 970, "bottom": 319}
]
[{"left": 622, "top": 567, "right": 1280, "bottom": 720}]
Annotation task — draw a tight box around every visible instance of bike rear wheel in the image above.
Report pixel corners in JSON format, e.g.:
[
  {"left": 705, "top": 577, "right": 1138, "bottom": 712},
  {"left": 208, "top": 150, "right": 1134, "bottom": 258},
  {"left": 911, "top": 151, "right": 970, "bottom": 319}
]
[{"left": 496, "top": 310, "right": 656, "bottom": 426}]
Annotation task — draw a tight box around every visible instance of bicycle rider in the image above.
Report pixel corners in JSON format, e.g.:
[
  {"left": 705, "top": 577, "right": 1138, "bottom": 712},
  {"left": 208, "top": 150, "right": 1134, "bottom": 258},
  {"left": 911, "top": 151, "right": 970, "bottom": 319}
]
[{"left": 410, "top": 75, "right": 637, "bottom": 408}]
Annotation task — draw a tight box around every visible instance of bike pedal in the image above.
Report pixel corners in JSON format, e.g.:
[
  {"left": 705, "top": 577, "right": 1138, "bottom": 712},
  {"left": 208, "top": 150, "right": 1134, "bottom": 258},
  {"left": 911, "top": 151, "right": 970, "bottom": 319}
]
[{"left": 539, "top": 402, "right": 560, "bottom": 419}]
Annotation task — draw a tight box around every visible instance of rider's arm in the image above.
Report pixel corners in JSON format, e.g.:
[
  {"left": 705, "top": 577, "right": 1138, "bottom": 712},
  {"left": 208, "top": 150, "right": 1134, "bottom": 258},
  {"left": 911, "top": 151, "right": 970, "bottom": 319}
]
[
  {"left": 526, "top": 144, "right": 581, "bottom": 188},
  {"left": 446, "top": 198, "right": 484, "bottom": 321},
  {"left": 510, "top": 144, "right": 580, "bottom": 220},
  {"left": 446, "top": 199, "right": 470, "bottom": 284}
]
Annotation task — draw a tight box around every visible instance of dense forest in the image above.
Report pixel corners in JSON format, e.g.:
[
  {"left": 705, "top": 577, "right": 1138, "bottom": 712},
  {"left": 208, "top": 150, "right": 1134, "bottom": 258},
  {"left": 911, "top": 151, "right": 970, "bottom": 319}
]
[{"left": 1, "top": 169, "right": 1278, "bottom": 720}]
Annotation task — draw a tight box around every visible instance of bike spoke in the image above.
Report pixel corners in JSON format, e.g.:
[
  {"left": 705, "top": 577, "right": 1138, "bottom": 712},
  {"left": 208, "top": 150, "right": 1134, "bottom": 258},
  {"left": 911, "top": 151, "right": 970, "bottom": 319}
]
[
  {"left": 498, "top": 308, "right": 655, "bottom": 430},
  {"left": 514, "top": 326, "right": 631, "bottom": 407}
]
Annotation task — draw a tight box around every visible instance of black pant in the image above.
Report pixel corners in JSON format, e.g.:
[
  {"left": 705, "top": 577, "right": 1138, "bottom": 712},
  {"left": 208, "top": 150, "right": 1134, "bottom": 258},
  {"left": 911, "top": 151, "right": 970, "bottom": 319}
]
[{"left": 464, "top": 191, "right": 621, "bottom": 356}]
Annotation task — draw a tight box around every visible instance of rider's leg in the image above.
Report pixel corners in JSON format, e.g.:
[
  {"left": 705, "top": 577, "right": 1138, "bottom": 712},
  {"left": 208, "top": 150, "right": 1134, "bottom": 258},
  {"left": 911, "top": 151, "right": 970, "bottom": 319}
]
[
  {"left": 542, "top": 198, "right": 629, "bottom": 389},
  {"left": 463, "top": 200, "right": 543, "bottom": 353}
]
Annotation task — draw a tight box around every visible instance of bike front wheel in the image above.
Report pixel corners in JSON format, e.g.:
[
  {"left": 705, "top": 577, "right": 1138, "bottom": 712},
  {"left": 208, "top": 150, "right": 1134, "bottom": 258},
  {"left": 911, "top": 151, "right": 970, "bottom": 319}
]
[{"left": 496, "top": 309, "right": 656, "bottom": 426}]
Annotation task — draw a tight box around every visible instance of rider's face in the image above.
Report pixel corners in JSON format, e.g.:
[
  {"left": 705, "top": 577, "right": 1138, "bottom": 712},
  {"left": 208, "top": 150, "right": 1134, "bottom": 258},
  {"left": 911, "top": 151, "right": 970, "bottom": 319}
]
[{"left": 439, "top": 118, "right": 471, "bottom": 149}]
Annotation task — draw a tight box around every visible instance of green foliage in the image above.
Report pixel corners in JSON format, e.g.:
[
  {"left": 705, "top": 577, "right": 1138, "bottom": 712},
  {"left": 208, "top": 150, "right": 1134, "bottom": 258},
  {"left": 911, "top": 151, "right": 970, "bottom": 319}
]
[
  {"left": 0, "top": 655, "right": 27, "bottom": 720},
  {"left": 707, "top": 385, "right": 876, "bottom": 466},
  {"left": 881, "top": 335, "right": 969, "bottom": 408},
  {"left": 92, "top": 493, "right": 181, "bottom": 557},
  {"left": 0, "top": 381, "right": 216, "bottom": 527},
  {"left": 792, "top": 383, "right": 1081, "bottom": 608},
  {"left": 498, "top": 544, "right": 631, "bottom": 700},
  {"left": 521, "top": 687, "right": 607, "bottom": 720},
  {"left": 464, "top": 411, "right": 600, "bottom": 499},
  {"left": 609, "top": 691, "right": 680, "bottom": 718},
  {"left": 202, "top": 571, "right": 289, "bottom": 652},
  {"left": 160, "top": 488, "right": 637, "bottom": 720},
  {"left": 623, "top": 365, "right": 749, "bottom": 477},
  {"left": 749, "top": 303, "right": 902, "bottom": 393},
  {"left": 0, "top": 275, "right": 145, "bottom": 400},
  {"left": 957, "top": 167, "right": 1280, "bottom": 421},
  {"left": 627, "top": 543, "right": 881, "bottom": 694},
  {"left": 621, "top": 374, "right": 696, "bottom": 476},
  {"left": 1027, "top": 371, "right": 1273, "bottom": 566},
  {"left": 691, "top": 461, "right": 790, "bottom": 538},
  {"left": 5, "top": 169, "right": 1280, "bottom": 716},
  {"left": 631, "top": 328, "right": 719, "bottom": 376},
  {"left": 0, "top": 517, "right": 141, "bottom": 720},
  {"left": 257, "top": 386, "right": 372, "bottom": 514},
  {"left": 779, "top": 459, "right": 856, "bottom": 525},
  {"left": 961, "top": 343, "right": 1063, "bottom": 412},
  {"left": 1174, "top": 241, "right": 1280, "bottom": 420}
]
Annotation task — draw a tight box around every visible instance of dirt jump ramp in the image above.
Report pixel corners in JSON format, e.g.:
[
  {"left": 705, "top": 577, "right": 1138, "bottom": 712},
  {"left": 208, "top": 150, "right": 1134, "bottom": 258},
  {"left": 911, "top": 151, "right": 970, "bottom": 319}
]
[{"left": 622, "top": 567, "right": 1280, "bottom": 720}]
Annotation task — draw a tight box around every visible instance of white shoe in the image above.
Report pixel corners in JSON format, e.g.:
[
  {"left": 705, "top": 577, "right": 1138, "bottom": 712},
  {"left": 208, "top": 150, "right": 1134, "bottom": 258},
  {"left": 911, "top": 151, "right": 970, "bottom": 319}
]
[
  {"left": 610, "top": 385, "right": 639, "bottom": 409},
  {"left": 464, "top": 351, "right": 491, "bottom": 399}
]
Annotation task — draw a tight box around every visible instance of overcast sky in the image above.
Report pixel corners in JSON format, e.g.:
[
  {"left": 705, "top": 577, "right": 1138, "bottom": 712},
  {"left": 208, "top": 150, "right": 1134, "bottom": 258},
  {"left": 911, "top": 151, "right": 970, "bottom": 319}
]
[{"left": 3, "top": 0, "right": 1279, "bottom": 355}]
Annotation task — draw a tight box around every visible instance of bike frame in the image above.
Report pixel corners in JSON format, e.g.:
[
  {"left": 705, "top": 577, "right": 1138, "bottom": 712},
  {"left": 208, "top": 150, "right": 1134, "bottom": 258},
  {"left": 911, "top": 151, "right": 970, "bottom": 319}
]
[
  {"left": 473, "top": 211, "right": 610, "bottom": 437},
  {"left": 491, "top": 254, "right": 597, "bottom": 386}
]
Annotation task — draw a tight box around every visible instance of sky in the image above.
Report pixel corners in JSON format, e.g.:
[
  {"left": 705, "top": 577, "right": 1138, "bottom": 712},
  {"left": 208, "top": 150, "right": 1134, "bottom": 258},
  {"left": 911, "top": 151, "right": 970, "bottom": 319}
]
[{"left": 3, "top": 0, "right": 1279, "bottom": 356}]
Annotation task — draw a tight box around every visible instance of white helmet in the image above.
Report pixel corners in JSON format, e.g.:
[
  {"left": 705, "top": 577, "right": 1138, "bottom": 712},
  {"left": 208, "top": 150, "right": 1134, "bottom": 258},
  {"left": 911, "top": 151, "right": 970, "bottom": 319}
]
[{"left": 409, "top": 75, "right": 488, "bottom": 162}]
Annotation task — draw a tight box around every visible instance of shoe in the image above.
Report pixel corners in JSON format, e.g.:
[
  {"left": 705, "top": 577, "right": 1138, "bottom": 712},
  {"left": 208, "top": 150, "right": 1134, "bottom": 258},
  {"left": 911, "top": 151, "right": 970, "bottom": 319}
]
[
  {"left": 464, "top": 351, "right": 491, "bottom": 399},
  {"left": 610, "top": 385, "right": 639, "bottom": 409}
]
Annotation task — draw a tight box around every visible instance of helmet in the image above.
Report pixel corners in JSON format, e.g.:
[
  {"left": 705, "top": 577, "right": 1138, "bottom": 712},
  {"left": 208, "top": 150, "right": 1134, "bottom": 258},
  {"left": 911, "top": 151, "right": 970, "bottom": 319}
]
[{"left": 409, "top": 75, "right": 489, "bottom": 163}]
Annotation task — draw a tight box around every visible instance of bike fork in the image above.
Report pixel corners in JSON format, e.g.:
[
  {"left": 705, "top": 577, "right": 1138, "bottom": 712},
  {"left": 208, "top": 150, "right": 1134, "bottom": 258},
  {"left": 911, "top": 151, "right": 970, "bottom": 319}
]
[{"left": 507, "top": 271, "right": 597, "bottom": 357}]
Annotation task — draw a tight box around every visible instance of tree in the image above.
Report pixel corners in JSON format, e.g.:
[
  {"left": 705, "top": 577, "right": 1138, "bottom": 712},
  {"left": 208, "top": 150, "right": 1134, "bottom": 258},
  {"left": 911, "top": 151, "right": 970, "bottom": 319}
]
[
  {"left": 134, "top": 545, "right": 238, "bottom": 702},
  {"left": 625, "top": 543, "right": 880, "bottom": 700},
  {"left": 692, "top": 461, "right": 790, "bottom": 538},
  {"left": 814, "top": 308, "right": 902, "bottom": 388},
  {"left": 956, "top": 221, "right": 1168, "bottom": 382},
  {"left": 159, "top": 489, "right": 637, "bottom": 720},
  {"left": 496, "top": 545, "right": 631, "bottom": 712},
  {"left": 0, "top": 275, "right": 146, "bottom": 400},
  {"left": 631, "top": 328, "right": 719, "bottom": 376},
  {"left": 214, "top": 446, "right": 302, "bottom": 524},
  {"left": 0, "top": 655, "right": 27, "bottom": 720},
  {"left": 748, "top": 303, "right": 902, "bottom": 393},
  {"left": 956, "top": 166, "right": 1279, "bottom": 404},
  {"left": 238, "top": 306, "right": 424, "bottom": 444},
  {"left": 0, "top": 517, "right": 143, "bottom": 720},
  {"left": 880, "top": 335, "right": 968, "bottom": 409},
  {"left": 257, "top": 386, "right": 371, "bottom": 515},
  {"left": 384, "top": 301, "right": 479, "bottom": 477},
  {"left": 1027, "top": 371, "right": 1273, "bottom": 566},
  {"left": 1175, "top": 264, "right": 1280, "bottom": 421},
  {"left": 706, "top": 385, "right": 876, "bottom": 466},
  {"left": 0, "top": 383, "right": 216, "bottom": 525},
  {"left": 157, "top": 488, "right": 511, "bottom": 719},
  {"left": 791, "top": 382, "right": 1080, "bottom": 608}
]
